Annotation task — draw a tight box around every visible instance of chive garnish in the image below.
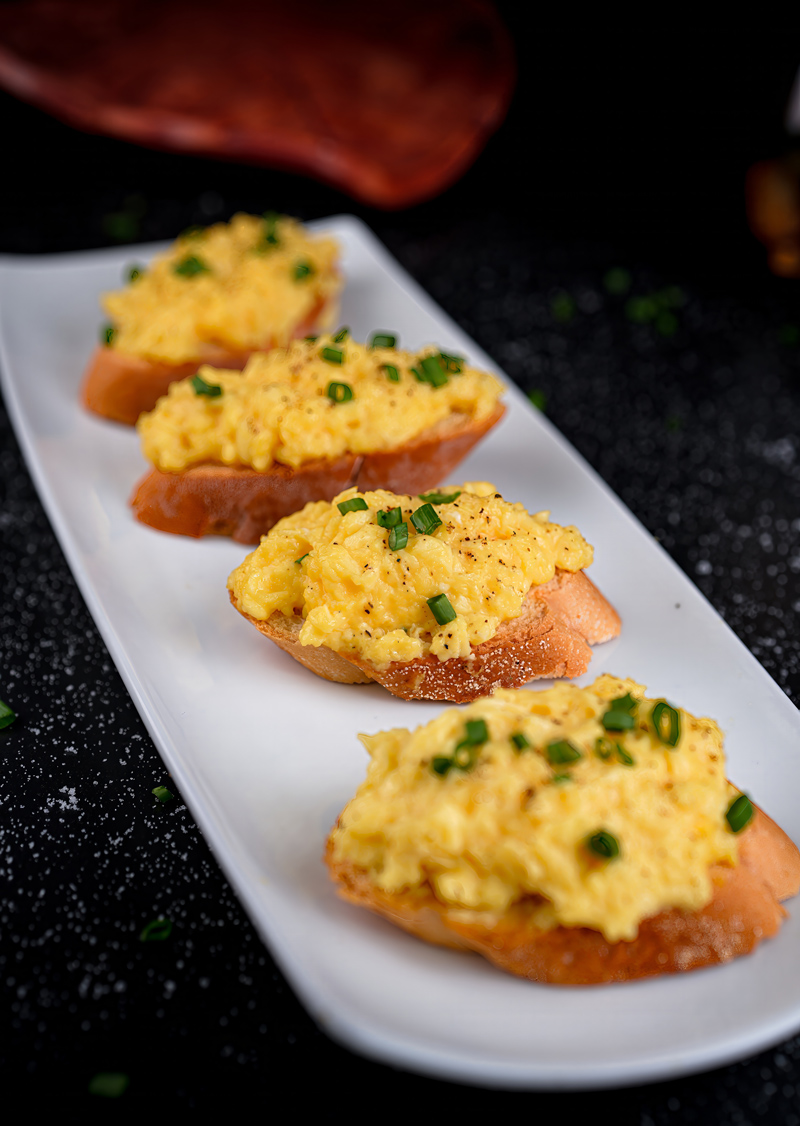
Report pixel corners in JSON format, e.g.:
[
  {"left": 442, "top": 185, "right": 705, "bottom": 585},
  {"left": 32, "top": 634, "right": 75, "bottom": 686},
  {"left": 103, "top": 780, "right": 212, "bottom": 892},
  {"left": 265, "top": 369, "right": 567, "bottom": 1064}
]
[
  {"left": 432, "top": 718, "right": 488, "bottom": 775},
  {"left": 410, "top": 503, "right": 442, "bottom": 535},
  {"left": 332, "top": 326, "right": 350, "bottom": 343},
  {"left": 304, "top": 335, "right": 318, "bottom": 343},
  {"left": 191, "top": 373, "right": 222, "bottom": 397},
  {"left": 463, "top": 719, "right": 488, "bottom": 745},
  {"left": 377, "top": 507, "right": 402, "bottom": 528},
  {"left": 418, "top": 490, "right": 461, "bottom": 505},
  {"left": 295, "top": 552, "right": 309, "bottom": 565},
  {"left": 411, "top": 366, "right": 426, "bottom": 382},
  {"left": 651, "top": 701, "right": 681, "bottom": 746},
  {"left": 551, "top": 773, "right": 571, "bottom": 784},
  {"left": 382, "top": 364, "right": 400, "bottom": 382},
  {"left": 427, "top": 593, "right": 456, "bottom": 625},
  {"left": 139, "top": 917, "right": 172, "bottom": 942},
  {"left": 586, "top": 830, "right": 620, "bottom": 860},
  {"left": 174, "top": 254, "right": 209, "bottom": 277},
  {"left": 601, "top": 693, "right": 639, "bottom": 731},
  {"left": 438, "top": 351, "right": 464, "bottom": 373},
  {"left": 546, "top": 739, "right": 582, "bottom": 765},
  {"left": 511, "top": 732, "right": 530, "bottom": 751},
  {"left": 152, "top": 785, "right": 173, "bottom": 803},
  {"left": 261, "top": 210, "right": 280, "bottom": 247},
  {"left": 431, "top": 756, "right": 452, "bottom": 776},
  {"left": 420, "top": 355, "right": 449, "bottom": 387},
  {"left": 294, "top": 260, "right": 314, "bottom": 281},
  {"left": 370, "top": 332, "right": 397, "bottom": 348},
  {"left": 321, "top": 346, "right": 344, "bottom": 365},
  {"left": 616, "top": 745, "right": 635, "bottom": 766},
  {"left": 127, "top": 264, "right": 144, "bottom": 282},
  {"left": 594, "top": 736, "right": 615, "bottom": 760},
  {"left": 337, "top": 497, "right": 368, "bottom": 515},
  {"left": 388, "top": 523, "right": 408, "bottom": 551},
  {"left": 726, "top": 794, "right": 754, "bottom": 834},
  {"left": 101, "top": 323, "right": 116, "bottom": 345},
  {"left": 326, "top": 381, "right": 353, "bottom": 403},
  {"left": 0, "top": 700, "right": 16, "bottom": 730}
]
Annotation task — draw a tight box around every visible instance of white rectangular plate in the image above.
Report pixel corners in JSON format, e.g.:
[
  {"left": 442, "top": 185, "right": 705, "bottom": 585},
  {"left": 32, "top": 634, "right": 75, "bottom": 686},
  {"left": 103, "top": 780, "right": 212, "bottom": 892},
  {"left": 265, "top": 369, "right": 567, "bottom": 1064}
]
[{"left": 2, "top": 216, "right": 799, "bottom": 1090}]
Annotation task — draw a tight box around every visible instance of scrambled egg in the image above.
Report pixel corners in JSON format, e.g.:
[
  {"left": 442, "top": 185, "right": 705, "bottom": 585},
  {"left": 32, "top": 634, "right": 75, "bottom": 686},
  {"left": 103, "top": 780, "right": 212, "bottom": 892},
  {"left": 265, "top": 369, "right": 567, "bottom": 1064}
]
[
  {"left": 103, "top": 213, "right": 340, "bottom": 363},
  {"left": 227, "top": 482, "right": 592, "bottom": 666},
  {"left": 330, "top": 675, "right": 742, "bottom": 942},
  {"left": 138, "top": 335, "right": 504, "bottom": 472}
]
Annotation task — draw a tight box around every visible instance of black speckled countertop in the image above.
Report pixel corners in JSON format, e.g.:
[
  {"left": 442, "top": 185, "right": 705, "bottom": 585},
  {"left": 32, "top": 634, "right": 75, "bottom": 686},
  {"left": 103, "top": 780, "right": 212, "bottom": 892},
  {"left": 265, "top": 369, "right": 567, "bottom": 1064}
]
[{"left": 4, "top": 39, "right": 800, "bottom": 1116}]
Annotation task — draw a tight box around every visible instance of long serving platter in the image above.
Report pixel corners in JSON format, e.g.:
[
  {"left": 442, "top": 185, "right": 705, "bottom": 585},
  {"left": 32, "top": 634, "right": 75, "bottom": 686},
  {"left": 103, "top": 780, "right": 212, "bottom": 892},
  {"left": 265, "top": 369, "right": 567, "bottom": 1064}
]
[{"left": 1, "top": 215, "right": 799, "bottom": 1089}]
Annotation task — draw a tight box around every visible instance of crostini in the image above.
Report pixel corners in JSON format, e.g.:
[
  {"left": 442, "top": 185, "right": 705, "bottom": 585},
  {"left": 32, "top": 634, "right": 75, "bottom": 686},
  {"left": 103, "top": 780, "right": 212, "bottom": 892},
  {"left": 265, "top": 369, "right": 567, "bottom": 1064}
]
[
  {"left": 82, "top": 212, "right": 341, "bottom": 424},
  {"left": 326, "top": 675, "right": 800, "bottom": 983},
  {"left": 227, "top": 482, "right": 620, "bottom": 700},
  {"left": 131, "top": 334, "right": 506, "bottom": 543}
]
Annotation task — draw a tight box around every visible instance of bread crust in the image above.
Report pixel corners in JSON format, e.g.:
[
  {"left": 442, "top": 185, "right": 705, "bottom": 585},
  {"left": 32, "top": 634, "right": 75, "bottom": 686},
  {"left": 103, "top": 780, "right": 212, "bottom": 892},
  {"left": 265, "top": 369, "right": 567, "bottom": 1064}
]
[
  {"left": 325, "top": 806, "right": 800, "bottom": 984},
  {"left": 230, "top": 568, "right": 621, "bottom": 701},
  {"left": 82, "top": 293, "right": 335, "bottom": 425},
  {"left": 131, "top": 403, "right": 506, "bottom": 544}
]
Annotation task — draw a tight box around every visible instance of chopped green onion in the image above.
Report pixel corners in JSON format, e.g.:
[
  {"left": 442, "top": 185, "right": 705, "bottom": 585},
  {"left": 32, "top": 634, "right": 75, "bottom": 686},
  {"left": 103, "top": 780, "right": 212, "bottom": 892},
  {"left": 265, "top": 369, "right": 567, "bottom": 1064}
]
[
  {"left": 418, "top": 490, "right": 461, "bottom": 505},
  {"left": 586, "top": 830, "right": 620, "bottom": 860},
  {"left": 332, "top": 326, "right": 350, "bottom": 343},
  {"left": 511, "top": 732, "right": 530, "bottom": 751},
  {"left": 388, "top": 523, "right": 408, "bottom": 551},
  {"left": 321, "top": 346, "right": 344, "bottom": 365},
  {"left": 139, "top": 917, "right": 172, "bottom": 942},
  {"left": 611, "top": 692, "right": 639, "bottom": 714},
  {"left": 127, "top": 264, "right": 144, "bottom": 283},
  {"left": 174, "top": 254, "right": 209, "bottom": 277},
  {"left": 0, "top": 700, "right": 16, "bottom": 730},
  {"left": 616, "top": 745, "right": 635, "bottom": 766},
  {"left": 420, "top": 355, "right": 449, "bottom": 387},
  {"left": 550, "top": 773, "right": 571, "bottom": 784},
  {"left": 295, "top": 553, "right": 309, "bottom": 565},
  {"left": 431, "top": 756, "right": 452, "bottom": 776},
  {"left": 382, "top": 364, "right": 400, "bottom": 382},
  {"left": 101, "top": 323, "right": 116, "bottom": 345},
  {"left": 304, "top": 335, "right": 318, "bottom": 343},
  {"left": 411, "top": 503, "right": 442, "bottom": 535},
  {"left": 546, "top": 739, "right": 582, "bottom": 765},
  {"left": 337, "top": 496, "right": 369, "bottom": 515},
  {"left": 411, "top": 366, "right": 426, "bottom": 382},
  {"left": 726, "top": 794, "right": 754, "bottom": 834},
  {"left": 191, "top": 373, "right": 222, "bottom": 398},
  {"left": 326, "top": 381, "right": 353, "bottom": 403},
  {"left": 261, "top": 210, "right": 280, "bottom": 247},
  {"left": 377, "top": 507, "right": 402, "bottom": 528},
  {"left": 601, "top": 709, "right": 635, "bottom": 731},
  {"left": 437, "top": 352, "right": 464, "bottom": 373},
  {"left": 594, "top": 736, "right": 615, "bottom": 760},
  {"left": 152, "top": 785, "right": 173, "bottom": 803},
  {"left": 463, "top": 719, "right": 488, "bottom": 745},
  {"left": 427, "top": 593, "right": 456, "bottom": 625},
  {"left": 370, "top": 332, "right": 397, "bottom": 349},
  {"left": 651, "top": 701, "right": 681, "bottom": 747},
  {"left": 88, "top": 1072, "right": 129, "bottom": 1099},
  {"left": 294, "top": 260, "right": 314, "bottom": 281}
]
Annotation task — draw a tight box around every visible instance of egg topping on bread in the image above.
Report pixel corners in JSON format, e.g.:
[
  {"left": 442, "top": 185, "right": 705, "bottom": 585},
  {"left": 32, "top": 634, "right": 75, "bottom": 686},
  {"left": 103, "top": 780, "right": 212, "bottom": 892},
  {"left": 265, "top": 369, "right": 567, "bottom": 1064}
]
[
  {"left": 227, "top": 482, "right": 592, "bottom": 667},
  {"left": 138, "top": 335, "right": 504, "bottom": 473},
  {"left": 329, "top": 675, "right": 741, "bottom": 943},
  {"left": 102, "top": 213, "right": 340, "bottom": 364}
]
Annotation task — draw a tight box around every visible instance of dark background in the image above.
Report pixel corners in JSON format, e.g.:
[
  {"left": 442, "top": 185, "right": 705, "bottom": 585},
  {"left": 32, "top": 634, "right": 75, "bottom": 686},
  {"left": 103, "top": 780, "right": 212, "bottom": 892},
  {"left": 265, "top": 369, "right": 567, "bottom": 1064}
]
[{"left": 3, "top": 21, "right": 800, "bottom": 1117}]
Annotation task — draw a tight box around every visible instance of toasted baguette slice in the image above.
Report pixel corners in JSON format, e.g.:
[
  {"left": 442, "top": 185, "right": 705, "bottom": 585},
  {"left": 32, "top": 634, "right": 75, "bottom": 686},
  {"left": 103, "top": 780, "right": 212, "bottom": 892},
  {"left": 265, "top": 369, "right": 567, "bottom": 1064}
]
[
  {"left": 326, "top": 805, "right": 800, "bottom": 985},
  {"left": 231, "top": 568, "right": 621, "bottom": 700},
  {"left": 131, "top": 404, "right": 505, "bottom": 544},
  {"left": 82, "top": 294, "right": 335, "bottom": 425}
]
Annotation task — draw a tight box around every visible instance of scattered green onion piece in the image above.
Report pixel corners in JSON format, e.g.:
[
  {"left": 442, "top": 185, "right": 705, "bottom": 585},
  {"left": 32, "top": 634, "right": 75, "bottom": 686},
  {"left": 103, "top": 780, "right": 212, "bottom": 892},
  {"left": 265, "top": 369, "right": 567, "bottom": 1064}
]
[
  {"left": 427, "top": 593, "right": 456, "bottom": 625},
  {"left": 420, "top": 355, "right": 449, "bottom": 387},
  {"left": 295, "top": 553, "right": 309, "bottom": 565},
  {"left": 127, "top": 264, "right": 144, "bottom": 283},
  {"left": 88, "top": 1072, "right": 130, "bottom": 1099},
  {"left": 377, "top": 506, "right": 402, "bottom": 528},
  {"left": 651, "top": 701, "right": 681, "bottom": 747},
  {"left": 601, "top": 709, "right": 635, "bottom": 731},
  {"left": 261, "top": 210, "right": 280, "bottom": 247},
  {"left": 326, "top": 381, "right": 353, "bottom": 403},
  {"left": 726, "top": 794, "right": 754, "bottom": 834},
  {"left": 616, "top": 745, "right": 635, "bottom": 766},
  {"left": 101, "top": 323, "right": 116, "bottom": 345},
  {"left": 551, "top": 773, "right": 571, "bottom": 784},
  {"left": 139, "top": 917, "right": 172, "bottom": 942},
  {"left": 388, "top": 523, "right": 408, "bottom": 551},
  {"left": 410, "top": 366, "right": 426, "bottom": 382},
  {"left": 418, "top": 490, "right": 461, "bottom": 505},
  {"left": 431, "top": 756, "right": 453, "bottom": 776},
  {"left": 0, "top": 700, "right": 16, "bottom": 730},
  {"left": 411, "top": 503, "right": 442, "bottom": 535},
  {"left": 437, "top": 351, "right": 464, "bottom": 373},
  {"left": 382, "top": 364, "right": 400, "bottom": 382},
  {"left": 152, "top": 785, "right": 173, "bottom": 803},
  {"left": 332, "top": 326, "right": 350, "bottom": 343},
  {"left": 452, "top": 743, "right": 480, "bottom": 771},
  {"left": 586, "top": 830, "right": 620, "bottom": 860},
  {"left": 370, "top": 332, "right": 397, "bottom": 348},
  {"left": 511, "top": 732, "right": 530, "bottom": 752},
  {"left": 294, "top": 260, "right": 314, "bottom": 281},
  {"left": 174, "top": 254, "right": 209, "bottom": 277},
  {"left": 610, "top": 692, "right": 639, "bottom": 714},
  {"left": 594, "top": 736, "right": 615, "bottom": 760},
  {"left": 546, "top": 739, "right": 582, "bottom": 765},
  {"left": 191, "top": 373, "right": 222, "bottom": 398},
  {"left": 463, "top": 719, "right": 488, "bottom": 745},
  {"left": 337, "top": 496, "right": 369, "bottom": 515},
  {"left": 321, "top": 346, "right": 344, "bottom": 365},
  {"left": 304, "top": 335, "right": 318, "bottom": 343}
]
